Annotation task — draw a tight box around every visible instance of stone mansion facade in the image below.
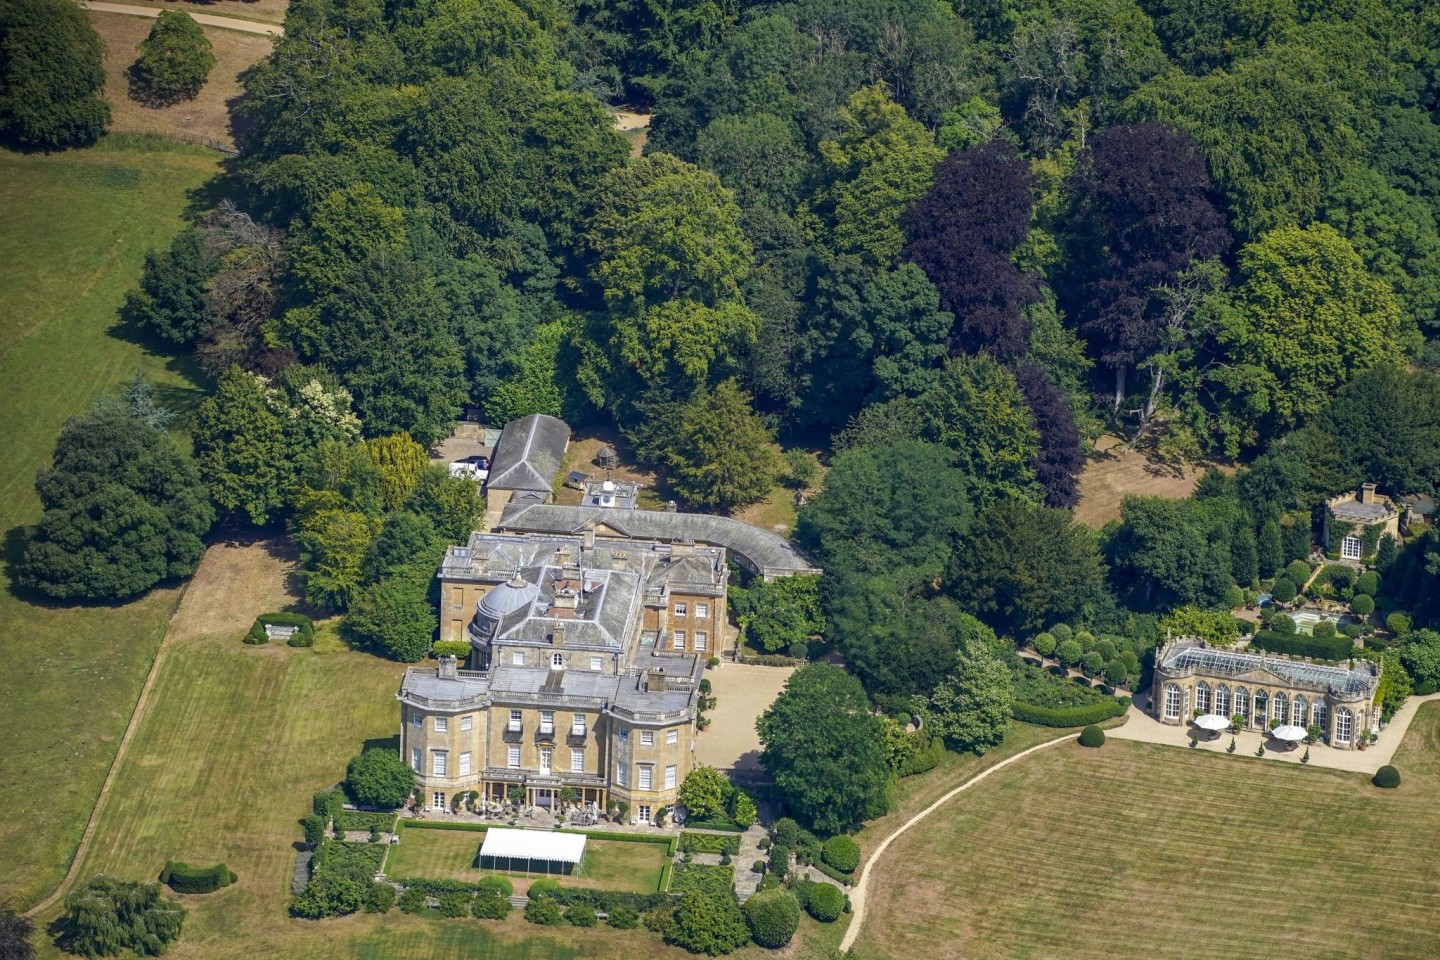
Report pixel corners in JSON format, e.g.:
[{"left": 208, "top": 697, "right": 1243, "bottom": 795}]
[
  {"left": 397, "top": 529, "right": 728, "bottom": 821},
  {"left": 1151, "top": 639, "right": 1382, "bottom": 749}
]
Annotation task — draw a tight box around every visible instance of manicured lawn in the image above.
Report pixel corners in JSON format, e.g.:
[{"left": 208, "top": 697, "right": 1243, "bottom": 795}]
[
  {"left": 387, "top": 826, "right": 667, "bottom": 894},
  {"left": 0, "top": 138, "right": 217, "bottom": 910},
  {"left": 852, "top": 704, "right": 1440, "bottom": 960}
]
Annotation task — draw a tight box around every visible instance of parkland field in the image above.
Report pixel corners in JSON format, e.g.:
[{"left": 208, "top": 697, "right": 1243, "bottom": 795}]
[
  {"left": 0, "top": 138, "right": 217, "bottom": 909},
  {"left": 852, "top": 705, "right": 1440, "bottom": 960}
]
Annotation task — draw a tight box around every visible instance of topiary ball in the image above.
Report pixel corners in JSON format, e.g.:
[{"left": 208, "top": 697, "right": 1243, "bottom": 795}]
[
  {"left": 1351, "top": 594, "right": 1375, "bottom": 615},
  {"left": 821, "top": 835, "right": 861, "bottom": 874},
  {"left": 1078, "top": 725, "right": 1105, "bottom": 748},
  {"left": 1373, "top": 765, "right": 1401, "bottom": 789},
  {"left": 743, "top": 888, "right": 802, "bottom": 948}
]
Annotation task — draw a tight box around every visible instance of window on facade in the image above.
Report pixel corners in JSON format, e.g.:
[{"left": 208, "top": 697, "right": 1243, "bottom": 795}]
[
  {"left": 638, "top": 804, "right": 651, "bottom": 823},
  {"left": 1235, "top": 688, "right": 1249, "bottom": 721},
  {"left": 641, "top": 731, "right": 654, "bottom": 747},
  {"left": 617, "top": 763, "right": 628, "bottom": 787},
  {"left": 508, "top": 746, "right": 521, "bottom": 768},
  {"left": 434, "top": 717, "right": 448, "bottom": 732},
  {"left": 541, "top": 711, "right": 555, "bottom": 734},
  {"left": 665, "top": 764, "right": 677, "bottom": 789},
  {"left": 618, "top": 726, "right": 629, "bottom": 742},
  {"left": 639, "top": 765, "right": 653, "bottom": 790},
  {"left": 512, "top": 651, "right": 524, "bottom": 666},
  {"left": 674, "top": 602, "right": 687, "bottom": 617},
  {"left": 1293, "top": 696, "right": 1308, "bottom": 727},
  {"left": 1336, "top": 708, "right": 1353, "bottom": 744},
  {"left": 461, "top": 715, "right": 472, "bottom": 731},
  {"left": 412, "top": 711, "right": 423, "bottom": 727},
  {"left": 509, "top": 709, "right": 522, "bottom": 732},
  {"left": 1164, "top": 684, "right": 1180, "bottom": 719},
  {"left": 695, "top": 603, "right": 708, "bottom": 619},
  {"left": 1313, "top": 702, "right": 1328, "bottom": 732},
  {"left": 459, "top": 751, "right": 472, "bottom": 776},
  {"left": 571, "top": 749, "right": 584, "bottom": 773},
  {"left": 1254, "top": 691, "right": 1268, "bottom": 724},
  {"left": 552, "top": 652, "right": 564, "bottom": 669},
  {"left": 1214, "top": 685, "right": 1230, "bottom": 717},
  {"left": 433, "top": 752, "right": 447, "bottom": 776},
  {"left": 572, "top": 713, "right": 587, "bottom": 735},
  {"left": 1342, "top": 535, "right": 1362, "bottom": 560},
  {"left": 674, "top": 631, "right": 686, "bottom": 650},
  {"left": 667, "top": 729, "right": 678, "bottom": 745},
  {"left": 1195, "top": 682, "right": 1211, "bottom": 714},
  {"left": 695, "top": 631, "right": 708, "bottom": 651},
  {"left": 540, "top": 748, "right": 553, "bottom": 774},
  {"left": 411, "top": 748, "right": 421, "bottom": 772},
  {"left": 590, "top": 656, "right": 603, "bottom": 671},
  {"left": 450, "top": 588, "right": 463, "bottom": 610},
  {"left": 1273, "top": 692, "right": 1288, "bottom": 725},
  {"left": 432, "top": 792, "right": 445, "bottom": 811}
]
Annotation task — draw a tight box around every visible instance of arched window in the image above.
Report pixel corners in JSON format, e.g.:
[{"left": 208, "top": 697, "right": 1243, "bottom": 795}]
[
  {"left": 1164, "top": 684, "right": 1181, "bottom": 720},
  {"left": 1195, "top": 682, "right": 1211, "bottom": 715},
  {"left": 1272, "top": 692, "right": 1288, "bottom": 727},
  {"left": 1253, "top": 691, "right": 1268, "bottom": 728},
  {"left": 1234, "top": 688, "right": 1249, "bottom": 723},
  {"left": 1336, "top": 708, "right": 1353, "bottom": 744},
  {"left": 551, "top": 652, "right": 564, "bottom": 670},
  {"left": 1214, "top": 685, "right": 1230, "bottom": 717},
  {"left": 1292, "top": 696, "right": 1308, "bottom": 728},
  {"left": 1312, "top": 702, "right": 1328, "bottom": 733}
]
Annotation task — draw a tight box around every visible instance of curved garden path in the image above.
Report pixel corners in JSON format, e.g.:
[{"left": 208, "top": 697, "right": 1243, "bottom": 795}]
[
  {"left": 838, "top": 732, "right": 1077, "bottom": 954},
  {"left": 83, "top": 2, "right": 283, "bottom": 35}
]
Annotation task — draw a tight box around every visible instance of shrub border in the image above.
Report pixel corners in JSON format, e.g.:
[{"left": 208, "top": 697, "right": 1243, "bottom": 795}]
[{"left": 1011, "top": 696, "right": 1127, "bottom": 727}]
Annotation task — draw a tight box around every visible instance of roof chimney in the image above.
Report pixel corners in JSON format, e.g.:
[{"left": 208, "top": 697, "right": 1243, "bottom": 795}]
[
  {"left": 647, "top": 668, "right": 667, "bottom": 693},
  {"left": 1360, "top": 482, "right": 1377, "bottom": 504},
  {"left": 438, "top": 655, "right": 459, "bottom": 679},
  {"left": 551, "top": 624, "right": 567, "bottom": 646}
]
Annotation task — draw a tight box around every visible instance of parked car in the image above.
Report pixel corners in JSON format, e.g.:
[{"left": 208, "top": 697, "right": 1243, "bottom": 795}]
[{"left": 449, "top": 455, "right": 490, "bottom": 482}]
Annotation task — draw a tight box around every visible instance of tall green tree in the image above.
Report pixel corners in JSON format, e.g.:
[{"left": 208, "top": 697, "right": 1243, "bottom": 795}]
[
  {"left": 665, "top": 890, "right": 751, "bottom": 957},
  {"left": 757, "top": 664, "right": 890, "bottom": 834},
  {"left": 0, "top": 901, "right": 35, "bottom": 960},
  {"left": 1214, "top": 223, "right": 1409, "bottom": 439},
  {"left": 927, "top": 639, "right": 1013, "bottom": 753},
  {"left": 19, "top": 404, "right": 213, "bottom": 601},
  {"left": 130, "top": 9, "right": 215, "bottom": 105},
  {"left": 663, "top": 380, "right": 778, "bottom": 512},
  {"left": 0, "top": 0, "right": 109, "bottom": 149},
  {"left": 916, "top": 356, "right": 1041, "bottom": 507},
  {"left": 124, "top": 229, "right": 215, "bottom": 345},
  {"left": 195, "top": 368, "right": 290, "bottom": 526},
  {"left": 61, "top": 876, "right": 184, "bottom": 958}
]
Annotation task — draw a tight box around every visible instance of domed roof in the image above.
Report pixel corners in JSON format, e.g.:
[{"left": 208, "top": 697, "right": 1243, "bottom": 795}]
[{"left": 478, "top": 575, "right": 540, "bottom": 622}]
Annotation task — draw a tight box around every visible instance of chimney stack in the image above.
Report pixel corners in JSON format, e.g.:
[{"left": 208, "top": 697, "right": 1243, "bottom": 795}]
[
  {"left": 647, "top": 668, "right": 667, "bottom": 693},
  {"left": 438, "top": 655, "right": 459, "bottom": 679},
  {"left": 1360, "top": 482, "right": 1377, "bottom": 504}
]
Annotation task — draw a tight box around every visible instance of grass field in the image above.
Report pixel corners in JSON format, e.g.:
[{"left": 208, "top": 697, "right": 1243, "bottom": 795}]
[
  {"left": 0, "top": 138, "right": 218, "bottom": 910},
  {"left": 90, "top": 11, "right": 275, "bottom": 150},
  {"left": 1073, "top": 434, "right": 1212, "bottom": 529},
  {"left": 385, "top": 828, "right": 668, "bottom": 894},
  {"left": 853, "top": 704, "right": 1440, "bottom": 960}
]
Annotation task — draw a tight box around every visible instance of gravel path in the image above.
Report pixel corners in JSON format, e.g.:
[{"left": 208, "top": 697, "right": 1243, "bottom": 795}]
[{"left": 83, "top": 2, "right": 283, "bottom": 34}]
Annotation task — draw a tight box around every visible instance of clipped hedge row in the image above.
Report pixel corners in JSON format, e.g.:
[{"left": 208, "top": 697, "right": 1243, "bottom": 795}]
[
  {"left": 811, "top": 861, "right": 853, "bottom": 887},
  {"left": 898, "top": 734, "right": 944, "bottom": 777},
  {"left": 680, "top": 831, "right": 741, "bottom": 856},
  {"left": 402, "top": 819, "right": 489, "bottom": 833},
  {"left": 736, "top": 654, "right": 805, "bottom": 668},
  {"left": 1249, "top": 630, "right": 1353, "bottom": 662},
  {"left": 246, "top": 611, "right": 314, "bottom": 646},
  {"left": 160, "top": 860, "right": 236, "bottom": 894},
  {"left": 336, "top": 811, "right": 396, "bottom": 833},
  {"left": 548, "top": 888, "right": 673, "bottom": 913},
  {"left": 1011, "top": 696, "right": 1128, "bottom": 727}
]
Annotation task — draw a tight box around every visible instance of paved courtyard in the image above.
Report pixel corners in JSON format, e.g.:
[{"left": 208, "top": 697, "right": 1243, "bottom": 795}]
[
  {"left": 694, "top": 662, "right": 795, "bottom": 775},
  {"left": 1110, "top": 692, "right": 1440, "bottom": 773}
]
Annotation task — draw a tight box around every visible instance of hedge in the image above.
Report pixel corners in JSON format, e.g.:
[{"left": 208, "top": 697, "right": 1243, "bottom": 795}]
[
  {"left": 248, "top": 611, "right": 314, "bottom": 646},
  {"left": 736, "top": 654, "right": 806, "bottom": 668},
  {"left": 1249, "top": 630, "right": 1353, "bottom": 662},
  {"left": 804, "top": 882, "right": 846, "bottom": 922},
  {"left": 1078, "top": 725, "right": 1105, "bottom": 748},
  {"left": 669, "top": 863, "right": 734, "bottom": 897},
  {"left": 549, "top": 888, "right": 673, "bottom": 913},
  {"left": 1011, "top": 696, "right": 1127, "bottom": 727},
  {"left": 557, "top": 828, "right": 679, "bottom": 857},
  {"left": 743, "top": 889, "right": 801, "bottom": 949},
  {"left": 811, "top": 861, "right": 854, "bottom": 887},
  {"left": 336, "top": 811, "right": 396, "bottom": 833},
  {"left": 160, "top": 860, "right": 236, "bottom": 894},
  {"left": 681, "top": 832, "right": 741, "bottom": 856},
  {"left": 431, "top": 640, "right": 471, "bottom": 659},
  {"left": 402, "top": 819, "right": 489, "bottom": 833},
  {"left": 898, "top": 734, "right": 945, "bottom": 777},
  {"left": 1373, "top": 765, "right": 1401, "bottom": 788},
  {"left": 681, "top": 816, "right": 745, "bottom": 833},
  {"left": 313, "top": 790, "right": 345, "bottom": 821}
]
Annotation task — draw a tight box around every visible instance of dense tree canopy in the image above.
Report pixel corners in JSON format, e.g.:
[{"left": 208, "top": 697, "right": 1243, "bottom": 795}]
[
  {"left": 131, "top": 10, "right": 215, "bottom": 105},
  {"left": 0, "top": 0, "right": 109, "bottom": 149}
]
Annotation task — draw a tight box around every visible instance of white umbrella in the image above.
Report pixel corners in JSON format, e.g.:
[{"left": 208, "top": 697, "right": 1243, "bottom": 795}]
[
  {"left": 1271, "top": 724, "right": 1307, "bottom": 742},
  {"left": 1193, "top": 714, "right": 1231, "bottom": 731}
]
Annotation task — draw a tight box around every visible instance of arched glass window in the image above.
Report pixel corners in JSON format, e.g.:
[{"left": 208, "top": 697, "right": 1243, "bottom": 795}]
[
  {"left": 1272, "top": 692, "right": 1288, "bottom": 726},
  {"left": 1234, "top": 688, "right": 1249, "bottom": 722},
  {"left": 1313, "top": 702, "right": 1328, "bottom": 733},
  {"left": 1292, "top": 696, "right": 1308, "bottom": 728},
  {"left": 1253, "top": 691, "right": 1268, "bottom": 727},
  {"left": 1164, "top": 683, "right": 1181, "bottom": 720},
  {"left": 1336, "top": 708, "right": 1353, "bottom": 744},
  {"left": 1214, "top": 685, "right": 1230, "bottom": 717},
  {"left": 1195, "top": 682, "right": 1211, "bottom": 715}
]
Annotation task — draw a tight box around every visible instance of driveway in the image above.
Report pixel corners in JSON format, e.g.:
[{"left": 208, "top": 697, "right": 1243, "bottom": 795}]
[{"left": 83, "top": 2, "right": 283, "bottom": 34}]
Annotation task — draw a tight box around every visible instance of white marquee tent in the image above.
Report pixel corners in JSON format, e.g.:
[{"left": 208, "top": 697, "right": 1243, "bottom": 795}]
[{"left": 478, "top": 828, "right": 587, "bottom": 875}]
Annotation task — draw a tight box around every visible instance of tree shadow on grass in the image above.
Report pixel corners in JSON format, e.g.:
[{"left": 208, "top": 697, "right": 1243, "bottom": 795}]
[{"left": 363, "top": 735, "right": 401, "bottom": 754}]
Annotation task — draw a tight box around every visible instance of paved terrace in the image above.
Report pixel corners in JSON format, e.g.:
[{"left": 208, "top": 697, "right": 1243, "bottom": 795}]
[{"left": 1110, "top": 692, "right": 1440, "bottom": 773}]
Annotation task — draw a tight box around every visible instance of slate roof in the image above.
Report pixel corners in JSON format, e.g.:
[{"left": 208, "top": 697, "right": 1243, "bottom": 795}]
[
  {"left": 1330, "top": 499, "right": 1395, "bottom": 523},
  {"left": 497, "top": 503, "right": 820, "bottom": 580},
  {"left": 486, "top": 415, "right": 570, "bottom": 493}
]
